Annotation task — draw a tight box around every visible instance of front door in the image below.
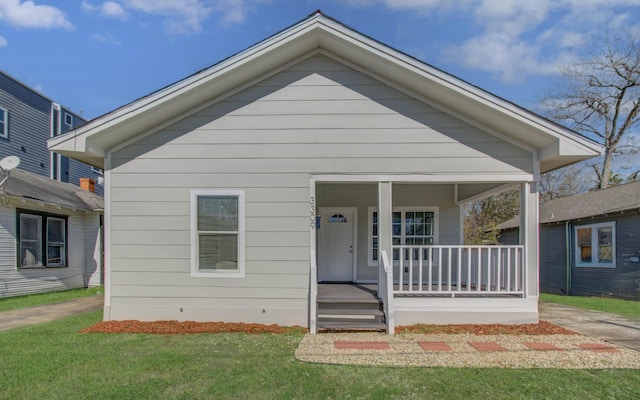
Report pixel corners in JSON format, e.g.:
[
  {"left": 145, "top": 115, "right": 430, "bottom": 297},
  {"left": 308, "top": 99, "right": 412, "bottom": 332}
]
[{"left": 318, "top": 208, "right": 356, "bottom": 282}]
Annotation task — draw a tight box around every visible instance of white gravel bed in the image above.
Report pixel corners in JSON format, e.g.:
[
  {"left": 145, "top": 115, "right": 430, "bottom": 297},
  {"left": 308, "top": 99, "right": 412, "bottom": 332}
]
[{"left": 294, "top": 332, "right": 640, "bottom": 369}]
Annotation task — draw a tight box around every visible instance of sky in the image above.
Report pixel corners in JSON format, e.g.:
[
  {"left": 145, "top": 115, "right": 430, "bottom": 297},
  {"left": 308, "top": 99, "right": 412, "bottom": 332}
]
[{"left": 0, "top": 0, "right": 639, "bottom": 121}]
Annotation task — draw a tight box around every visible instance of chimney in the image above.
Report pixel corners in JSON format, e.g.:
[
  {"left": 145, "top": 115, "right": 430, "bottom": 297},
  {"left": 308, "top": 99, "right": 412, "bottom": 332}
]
[{"left": 80, "top": 178, "right": 95, "bottom": 193}]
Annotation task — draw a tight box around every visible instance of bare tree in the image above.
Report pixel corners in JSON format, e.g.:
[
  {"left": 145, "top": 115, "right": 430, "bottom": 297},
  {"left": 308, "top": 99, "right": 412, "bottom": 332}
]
[
  {"left": 543, "top": 26, "right": 640, "bottom": 189},
  {"left": 538, "top": 163, "right": 594, "bottom": 202}
]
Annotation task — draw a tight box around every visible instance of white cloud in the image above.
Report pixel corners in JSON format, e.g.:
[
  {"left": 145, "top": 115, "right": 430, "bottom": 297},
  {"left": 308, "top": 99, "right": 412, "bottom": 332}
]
[
  {"left": 82, "top": 1, "right": 128, "bottom": 20},
  {"left": 0, "top": 0, "right": 74, "bottom": 29},
  {"left": 0, "top": 35, "right": 7, "bottom": 46},
  {"left": 91, "top": 32, "right": 121, "bottom": 45},
  {"left": 340, "top": 0, "right": 640, "bottom": 84},
  {"left": 122, "top": 0, "right": 212, "bottom": 32},
  {"left": 213, "top": 0, "right": 268, "bottom": 24}
]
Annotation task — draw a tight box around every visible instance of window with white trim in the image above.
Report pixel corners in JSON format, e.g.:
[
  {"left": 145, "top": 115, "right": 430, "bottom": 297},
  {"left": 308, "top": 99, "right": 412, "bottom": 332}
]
[
  {"left": 575, "top": 222, "right": 616, "bottom": 268},
  {"left": 191, "top": 190, "right": 245, "bottom": 277},
  {"left": 368, "top": 207, "right": 438, "bottom": 266},
  {"left": 17, "top": 210, "right": 67, "bottom": 268},
  {"left": 64, "top": 112, "right": 73, "bottom": 127},
  {"left": 0, "top": 107, "right": 8, "bottom": 139}
]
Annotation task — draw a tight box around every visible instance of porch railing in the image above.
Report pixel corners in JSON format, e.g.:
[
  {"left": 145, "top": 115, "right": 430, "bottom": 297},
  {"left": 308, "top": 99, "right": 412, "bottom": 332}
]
[
  {"left": 380, "top": 250, "right": 394, "bottom": 334},
  {"left": 393, "top": 245, "right": 525, "bottom": 297}
]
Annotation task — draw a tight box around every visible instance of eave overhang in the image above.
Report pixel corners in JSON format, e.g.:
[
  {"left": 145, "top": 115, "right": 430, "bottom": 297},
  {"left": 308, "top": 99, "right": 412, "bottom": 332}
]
[{"left": 48, "top": 12, "right": 603, "bottom": 171}]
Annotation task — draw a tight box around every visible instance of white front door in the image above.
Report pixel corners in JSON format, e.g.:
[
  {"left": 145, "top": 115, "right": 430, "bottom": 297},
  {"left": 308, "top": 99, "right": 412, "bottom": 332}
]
[{"left": 318, "top": 208, "right": 356, "bottom": 282}]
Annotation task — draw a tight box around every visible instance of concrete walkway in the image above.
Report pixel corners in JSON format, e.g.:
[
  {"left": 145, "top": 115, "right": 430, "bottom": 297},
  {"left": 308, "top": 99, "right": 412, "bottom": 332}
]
[
  {"left": 539, "top": 302, "right": 640, "bottom": 351},
  {"left": 0, "top": 295, "right": 103, "bottom": 332}
]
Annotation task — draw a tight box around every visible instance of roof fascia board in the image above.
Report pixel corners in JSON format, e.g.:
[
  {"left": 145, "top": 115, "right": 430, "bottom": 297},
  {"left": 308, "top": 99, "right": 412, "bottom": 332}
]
[
  {"left": 316, "top": 49, "right": 538, "bottom": 155},
  {"left": 49, "top": 14, "right": 326, "bottom": 156},
  {"left": 317, "top": 16, "right": 602, "bottom": 155},
  {"left": 110, "top": 50, "right": 325, "bottom": 156}
]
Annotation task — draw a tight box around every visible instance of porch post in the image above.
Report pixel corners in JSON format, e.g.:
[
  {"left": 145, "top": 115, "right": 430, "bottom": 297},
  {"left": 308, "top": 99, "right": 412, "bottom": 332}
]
[
  {"left": 378, "top": 181, "right": 393, "bottom": 333},
  {"left": 378, "top": 181, "right": 393, "bottom": 285},
  {"left": 519, "top": 182, "right": 539, "bottom": 297}
]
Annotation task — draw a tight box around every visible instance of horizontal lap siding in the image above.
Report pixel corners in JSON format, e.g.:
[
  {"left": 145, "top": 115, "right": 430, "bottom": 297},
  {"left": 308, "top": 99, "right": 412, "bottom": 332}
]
[
  {"left": 108, "top": 54, "right": 534, "bottom": 322},
  {"left": 571, "top": 214, "right": 640, "bottom": 299},
  {"left": 539, "top": 224, "right": 568, "bottom": 295},
  {"left": 0, "top": 201, "right": 95, "bottom": 298}
]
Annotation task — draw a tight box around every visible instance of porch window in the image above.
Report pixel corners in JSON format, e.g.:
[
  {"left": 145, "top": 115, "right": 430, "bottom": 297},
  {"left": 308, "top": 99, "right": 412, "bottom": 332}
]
[
  {"left": 190, "top": 190, "right": 245, "bottom": 278},
  {"left": 368, "top": 207, "right": 438, "bottom": 266},
  {"left": 575, "top": 222, "right": 615, "bottom": 268},
  {"left": 17, "top": 210, "right": 67, "bottom": 268}
]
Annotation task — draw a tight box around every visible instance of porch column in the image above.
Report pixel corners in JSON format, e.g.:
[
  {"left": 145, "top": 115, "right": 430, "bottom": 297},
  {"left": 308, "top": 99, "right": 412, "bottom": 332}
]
[
  {"left": 378, "top": 181, "right": 393, "bottom": 284},
  {"left": 519, "top": 182, "right": 539, "bottom": 297}
]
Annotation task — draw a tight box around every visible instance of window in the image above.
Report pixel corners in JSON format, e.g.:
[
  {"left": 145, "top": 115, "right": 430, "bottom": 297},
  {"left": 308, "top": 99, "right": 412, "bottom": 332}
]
[
  {"left": 575, "top": 222, "right": 615, "bottom": 268},
  {"left": 17, "top": 210, "right": 67, "bottom": 268},
  {"left": 190, "top": 190, "right": 244, "bottom": 277},
  {"left": 51, "top": 104, "right": 61, "bottom": 137},
  {"left": 64, "top": 112, "right": 73, "bottom": 127},
  {"left": 91, "top": 166, "right": 103, "bottom": 175},
  {"left": 368, "top": 207, "right": 438, "bottom": 266},
  {"left": 0, "top": 107, "right": 8, "bottom": 139}
]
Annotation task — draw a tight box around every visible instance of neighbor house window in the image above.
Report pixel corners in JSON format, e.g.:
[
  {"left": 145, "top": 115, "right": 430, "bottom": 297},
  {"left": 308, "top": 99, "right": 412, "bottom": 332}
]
[
  {"left": 17, "top": 210, "right": 67, "bottom": 268},
  {"left": 64, "top": 112, "right": 73, "bottom": 127},
  {"left": 190, "top": 190, "right": 245, "bottom": 278},
  {"left": 0, "top": 107, "right": 8, "bottom": 139},
  {"left": 575, "top": 222, "right": 615, "bottom": 268},
  {"left": 368, "top": 207, "right": 438, "bottom": 266}
]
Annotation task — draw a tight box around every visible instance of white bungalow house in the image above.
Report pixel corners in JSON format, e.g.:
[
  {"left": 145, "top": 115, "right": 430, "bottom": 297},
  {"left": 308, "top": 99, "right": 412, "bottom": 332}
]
[{"left": 49, "top": 12, "right": 601, "bottom": 333}]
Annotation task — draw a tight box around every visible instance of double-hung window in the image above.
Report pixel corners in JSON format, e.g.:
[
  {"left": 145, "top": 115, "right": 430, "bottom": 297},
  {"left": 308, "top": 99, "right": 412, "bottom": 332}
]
[
  {"left": 17, "top": 210, "right": 67, "bottom": 268},
  {"left": 191, "top": 190, "right": 245, "bottom": 278},
  {"left": 368, "top": 207, "right": 438, "bottom": 266},
  {"left": 0, "top": 107, "right": 8, "bottom": 139},
  {"left": 575, "top": 222, "right": 616, "bottom": 268}
]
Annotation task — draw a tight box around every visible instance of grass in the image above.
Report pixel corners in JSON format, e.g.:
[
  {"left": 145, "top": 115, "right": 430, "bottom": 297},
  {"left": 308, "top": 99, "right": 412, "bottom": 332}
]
[
  {"left": 540, "top": 293, "right": 640, "bottom": 319},
  {"left": 0, "top": 287, "right": 103, "bottom": 313},
  {"left": 1, "top": 311, "right": 639, "bottom": 400}
]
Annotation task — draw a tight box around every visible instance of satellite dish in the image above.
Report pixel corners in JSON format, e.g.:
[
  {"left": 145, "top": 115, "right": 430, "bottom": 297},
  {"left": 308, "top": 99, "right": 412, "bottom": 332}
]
[{"left": 0, "top": 156, "right": 20, "bottom": 172}]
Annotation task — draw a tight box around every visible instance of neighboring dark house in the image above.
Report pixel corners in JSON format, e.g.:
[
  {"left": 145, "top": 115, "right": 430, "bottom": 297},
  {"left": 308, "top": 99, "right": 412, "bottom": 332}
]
[
  {"left": 0, "top": 71, "right": 103, "bottom": 195},
  {"left": 498, "top": 181, "right": 640, "bottom": 299}
]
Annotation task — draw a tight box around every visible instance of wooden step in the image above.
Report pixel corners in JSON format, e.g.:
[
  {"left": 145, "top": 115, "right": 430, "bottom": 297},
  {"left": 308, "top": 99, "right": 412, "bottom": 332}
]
[
  {"left": 317, "top": 320, "right": 387, "bottom": 331},
  {"left": 317, "top": 308, "right": 384, "bottom": 317},
  {"left": 316, "top": 296, "right": 381, "bottom": 304}
]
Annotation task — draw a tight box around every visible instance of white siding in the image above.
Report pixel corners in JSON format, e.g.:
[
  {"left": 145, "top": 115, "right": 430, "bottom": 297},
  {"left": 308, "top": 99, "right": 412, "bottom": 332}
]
[
  {"left": 0, "top": 199, "right": 102, "bottom": 298},
  {"left": 108, "top": 54, "right": 534, "bottom": 325}
]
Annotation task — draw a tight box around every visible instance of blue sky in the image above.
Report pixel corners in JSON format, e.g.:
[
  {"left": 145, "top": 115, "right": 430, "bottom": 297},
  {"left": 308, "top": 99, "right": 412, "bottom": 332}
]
[{"left": 1, "top": 0, "right": 639, "bottom": 120}]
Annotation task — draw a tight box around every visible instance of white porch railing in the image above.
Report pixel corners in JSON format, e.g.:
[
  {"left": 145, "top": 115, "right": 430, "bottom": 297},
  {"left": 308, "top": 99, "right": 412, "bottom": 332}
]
[
  {"left": 379, "top": 250, "right": 394, "bottom": 335},
  {"left": 393, "top": 245, "right": 525, "bottom": 297}
]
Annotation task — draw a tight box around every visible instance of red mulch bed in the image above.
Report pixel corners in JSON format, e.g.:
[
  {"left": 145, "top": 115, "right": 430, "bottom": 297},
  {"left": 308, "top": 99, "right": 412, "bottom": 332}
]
[
  {"left": 80, "top": 320, "right": 308, "bottom": 335},
  {"left": 81, "top": 319, "right": 575, "bottom": 335},
  {"left": 396, "top": 320, "right": 577, "bottom": 335}
]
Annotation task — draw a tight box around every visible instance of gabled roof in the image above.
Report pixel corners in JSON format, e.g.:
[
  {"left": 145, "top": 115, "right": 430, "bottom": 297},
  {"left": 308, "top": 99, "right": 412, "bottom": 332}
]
[
  {"left": 3, "top": 169, "right": 103, "bottom": 211},
  {"left": 498, "top": 180, "right": 640, "bottom": 229},
  {"left": 48, "top": 11, "right": 602, "bottom": 171}
]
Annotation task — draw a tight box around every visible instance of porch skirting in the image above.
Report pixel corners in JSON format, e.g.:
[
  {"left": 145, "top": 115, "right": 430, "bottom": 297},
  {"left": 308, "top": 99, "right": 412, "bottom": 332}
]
[{"left": 393, "top": 296, "right": 539, "bottom": 325}]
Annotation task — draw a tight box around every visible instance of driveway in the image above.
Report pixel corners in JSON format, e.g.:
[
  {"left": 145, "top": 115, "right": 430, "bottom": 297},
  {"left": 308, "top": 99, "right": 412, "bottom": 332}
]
[
  {"left": 539, "top": 301, "right": 640, "bottom": 351},
  {"left": 0, "top": 295, "right": 103, "bottom": 332}
]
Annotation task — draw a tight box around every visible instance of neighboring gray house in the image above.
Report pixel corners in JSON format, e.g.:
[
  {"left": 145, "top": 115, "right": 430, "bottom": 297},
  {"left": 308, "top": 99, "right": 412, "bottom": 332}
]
[
  {"left": 49, "top": 12, "right": 601, "bottom": 333},
  {"left": 498, "top": 181, "right": 640, "bottom": 300},
  {"left": 0, "top": 71, "right": 104, "bottom": 196},
  {"left": 0, "top": 169, "right": 103, "bottom": 298}
]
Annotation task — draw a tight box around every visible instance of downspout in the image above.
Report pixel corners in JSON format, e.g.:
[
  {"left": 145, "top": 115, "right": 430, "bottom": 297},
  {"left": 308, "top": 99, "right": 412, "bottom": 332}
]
[{"left": 565, "top": 221, "right": 571, "bottom": 295}]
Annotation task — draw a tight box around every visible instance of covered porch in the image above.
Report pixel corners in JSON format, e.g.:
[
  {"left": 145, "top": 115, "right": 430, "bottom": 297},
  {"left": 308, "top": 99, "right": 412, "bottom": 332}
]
[{"left": 309, "top": 177, "right": 539, "bottom": 334}]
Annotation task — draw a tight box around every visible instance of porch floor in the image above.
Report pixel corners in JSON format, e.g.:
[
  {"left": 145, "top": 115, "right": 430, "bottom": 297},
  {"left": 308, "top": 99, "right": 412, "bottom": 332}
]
[{"left": 317, "top": 283, "right": 379, "bottom": 303}]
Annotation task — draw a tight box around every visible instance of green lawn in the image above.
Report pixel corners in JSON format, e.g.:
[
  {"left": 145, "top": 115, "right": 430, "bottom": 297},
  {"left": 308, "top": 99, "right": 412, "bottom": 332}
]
[
  {"left": 1, "top": 311, "right": 638, "bottom": 400},
  {"left": 540, "top": 293, "right": 640, "bottom": 318},
  {"left": 0, "top": 287, "right": 103, "bottom": 312}
]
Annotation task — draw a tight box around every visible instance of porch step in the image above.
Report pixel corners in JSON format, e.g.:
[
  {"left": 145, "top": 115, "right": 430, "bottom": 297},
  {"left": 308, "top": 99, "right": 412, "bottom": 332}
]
[
  {"left": 317, "top": 319, "right": 387, "bottom": 331},
  {"left": 317, "top": 308, "right": 384, "bottom": 317}
]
